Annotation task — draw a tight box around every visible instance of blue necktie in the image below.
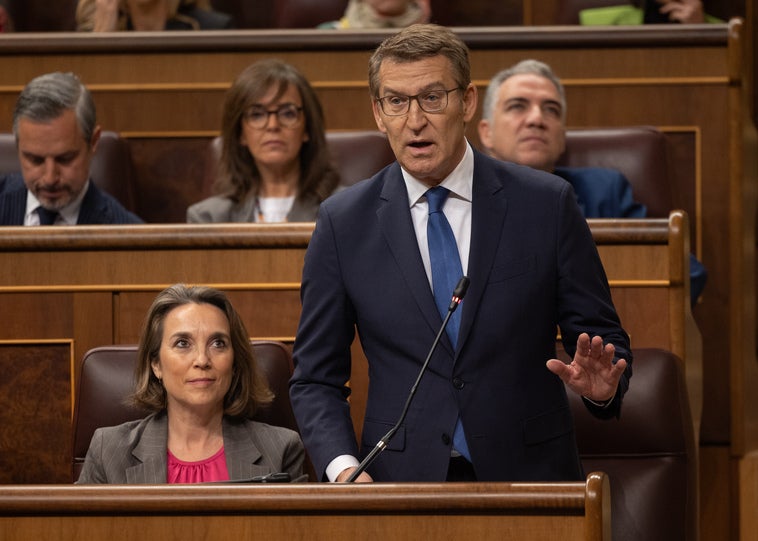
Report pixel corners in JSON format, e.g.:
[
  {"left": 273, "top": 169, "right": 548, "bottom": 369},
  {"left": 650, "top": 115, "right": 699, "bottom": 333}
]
[
  {"left": 37, "top": 206, "right": 59, "bottom": 226},
  {"left": 425, "top": 186, "right": 471, "bottom": 463}
]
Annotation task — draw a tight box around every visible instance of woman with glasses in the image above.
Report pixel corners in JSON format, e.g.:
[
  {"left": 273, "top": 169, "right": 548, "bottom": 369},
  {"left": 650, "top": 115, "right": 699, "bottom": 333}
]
[{"left": 187, "top": 59, "right": 340, "bottom": 223}]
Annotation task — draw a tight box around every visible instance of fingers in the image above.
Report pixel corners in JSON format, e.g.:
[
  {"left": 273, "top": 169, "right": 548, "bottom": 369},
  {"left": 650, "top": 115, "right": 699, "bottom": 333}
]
[
  {"left": 546, "top": 358, "right": 569, "bottom": 380},
  {"left": 336, "top": 467, "right": 373, "bottom": 483},
  {"left": 576, "top": 332, "right": 591, "bottom": 357},
  {"left": 611, "top": 357, "right": 628, "bottom": 375},
  {"left": 577, "top": 333, "right": 614, "bottom": 362},
  {"left": 657, "top": 0, "right": 704, "bottom": 23}
]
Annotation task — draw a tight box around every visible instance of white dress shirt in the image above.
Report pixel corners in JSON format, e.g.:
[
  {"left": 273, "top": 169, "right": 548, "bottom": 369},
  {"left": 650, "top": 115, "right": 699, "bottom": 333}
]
[{"left": 24, "top": 180, "right": 90, "bottom": 226}]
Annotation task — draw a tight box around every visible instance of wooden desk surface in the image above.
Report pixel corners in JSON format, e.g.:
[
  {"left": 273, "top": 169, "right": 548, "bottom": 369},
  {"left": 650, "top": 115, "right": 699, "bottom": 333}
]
[{"left": 0, "top": 473, "right": 610, "bottom": 541}]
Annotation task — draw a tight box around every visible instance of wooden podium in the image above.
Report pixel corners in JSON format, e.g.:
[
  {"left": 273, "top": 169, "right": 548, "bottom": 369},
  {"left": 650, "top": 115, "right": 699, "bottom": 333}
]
[{"left": 0, "top": 473, "right": 610, "bottom": 541}]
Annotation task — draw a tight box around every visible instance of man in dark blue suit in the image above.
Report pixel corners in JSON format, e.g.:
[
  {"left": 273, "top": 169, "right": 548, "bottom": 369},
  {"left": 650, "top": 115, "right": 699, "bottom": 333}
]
[
  {"left": 477, "top": 59, "right": 705, "bottom": 306},
  {"left": 290, "top": 25, "right": 632, "bottom": 483},
  {"left": 0, "top": 72, "right": 142, "bottom": 225}
]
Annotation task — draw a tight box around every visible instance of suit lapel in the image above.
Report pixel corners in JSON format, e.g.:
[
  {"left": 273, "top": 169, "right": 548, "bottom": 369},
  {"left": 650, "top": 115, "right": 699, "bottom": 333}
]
[
  {"left": 287, "top": 193, "right": 320, "bottom": 222},
  {"left": 76, "top": 182, "right": 105, "bottom": 224},
  {"left": 456, "top": 152, "right": 508, "bottom": 353},
  {"left": 0, "top": 175, "right": 29, "bottom": 225},
  {"left": 6, "top": 188, "right": 26, "bottom": 225},
  {"left": 223, "top": 419, "right": 263, "bottom": 480},
  {"left": 127, "top": 413, "right": 169, "bottom": 483},
  {"left": 376, "top": 165, "right": 449, "bottom": 352},
  {"left": 125, "top": 415, "right": 271, "bottom": 482}
]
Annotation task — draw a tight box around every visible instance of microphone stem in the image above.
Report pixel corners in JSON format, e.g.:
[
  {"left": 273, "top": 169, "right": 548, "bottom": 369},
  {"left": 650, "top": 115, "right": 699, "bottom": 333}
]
[{"left": 345, "top": 308, "right": 453, "bottom": 483}]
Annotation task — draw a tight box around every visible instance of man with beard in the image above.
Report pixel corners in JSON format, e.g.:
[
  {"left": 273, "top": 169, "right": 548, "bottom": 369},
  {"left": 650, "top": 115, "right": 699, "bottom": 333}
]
[{"left": 0, "top": 72, "right": 142, "bottom": 225}]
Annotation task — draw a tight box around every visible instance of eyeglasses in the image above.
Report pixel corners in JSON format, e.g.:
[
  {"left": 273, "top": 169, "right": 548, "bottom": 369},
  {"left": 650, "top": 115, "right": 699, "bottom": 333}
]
[
  {"left": 375, "top": 87, "right": 462, "bottom": 116},
  {"left": 243, "top": 103, "right": 304, "bottom": 128}
]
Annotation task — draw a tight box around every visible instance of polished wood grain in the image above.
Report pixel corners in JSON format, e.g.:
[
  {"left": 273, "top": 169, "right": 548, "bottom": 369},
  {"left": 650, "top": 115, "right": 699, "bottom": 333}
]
[
  {"left": 0, "top": 473, "right": 611, "bottom": 541},
  {"left": 0, "top": 343, "right": 71, "bottom": 484}
]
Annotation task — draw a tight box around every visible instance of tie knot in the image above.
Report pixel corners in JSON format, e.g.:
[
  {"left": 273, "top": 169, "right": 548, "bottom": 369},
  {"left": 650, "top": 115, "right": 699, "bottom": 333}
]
[
  {"left": 425, "top": 186, "right": 450, "bottom": 214},
  {"left": 36, "top": 206, "right": 59, "bottom": 226}
]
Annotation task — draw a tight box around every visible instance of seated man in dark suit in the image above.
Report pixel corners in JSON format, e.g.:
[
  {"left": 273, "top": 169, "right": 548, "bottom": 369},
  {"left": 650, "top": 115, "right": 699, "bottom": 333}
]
[
  {"left": 477, "top": 59, "right": 705, "bottom": 306},
  {"left": 0, "top": 72, "right": 142, "bottom": 225}
]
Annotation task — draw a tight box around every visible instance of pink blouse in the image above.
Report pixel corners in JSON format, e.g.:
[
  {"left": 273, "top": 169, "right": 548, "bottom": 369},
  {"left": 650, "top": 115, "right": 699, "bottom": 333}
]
[{"left": 167, "top": 446, "right": 229, "bottom": 484}]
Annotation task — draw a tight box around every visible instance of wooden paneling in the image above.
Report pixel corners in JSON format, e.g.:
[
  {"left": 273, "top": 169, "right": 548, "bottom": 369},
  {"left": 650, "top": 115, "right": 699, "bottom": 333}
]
[
  {"left": 0, "top": 343, "right": 72, "bottom": 483},
  {"left": 0, "top": 475, "right": 611, "bottom": 541}
]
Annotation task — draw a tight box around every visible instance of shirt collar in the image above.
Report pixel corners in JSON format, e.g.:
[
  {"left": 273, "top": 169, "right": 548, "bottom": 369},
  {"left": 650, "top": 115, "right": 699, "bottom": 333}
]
[
  {"left": 25, "top": 180, "right": 90, "bottom": 225},
  {"left": 403, "top": 141, "right": 474, "bottom": 208}
]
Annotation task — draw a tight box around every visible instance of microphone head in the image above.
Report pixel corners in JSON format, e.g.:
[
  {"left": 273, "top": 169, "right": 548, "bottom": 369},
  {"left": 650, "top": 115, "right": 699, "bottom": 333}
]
[
  {"left": 453, "top": 276, "right": 470, "bottom": 300},
  {"left": 448, "top": 276, "right": 470, "bottom": 312}
]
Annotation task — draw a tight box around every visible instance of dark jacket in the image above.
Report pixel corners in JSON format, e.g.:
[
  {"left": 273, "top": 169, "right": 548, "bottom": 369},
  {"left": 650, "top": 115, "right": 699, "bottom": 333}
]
[{"left": 0, "top": 172, "right": 143, "bottom": 224}]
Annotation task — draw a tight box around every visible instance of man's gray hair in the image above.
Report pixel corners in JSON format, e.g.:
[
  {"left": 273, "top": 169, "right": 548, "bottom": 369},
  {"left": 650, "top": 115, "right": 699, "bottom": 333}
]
[
  {"left": 481, "top": 59, "right": 566, "bottom": 122},
  {"left": 12, "top": 72, "right": 97, "bottom": 144}
]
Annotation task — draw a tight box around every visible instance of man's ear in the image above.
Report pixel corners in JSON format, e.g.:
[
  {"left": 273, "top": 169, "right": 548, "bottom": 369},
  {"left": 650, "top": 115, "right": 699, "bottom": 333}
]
[
  {"left": 461, "top": 84, "right": 478, "bottom": 123},
  {"left": 89, "top": 125, "right": 102, "bottom": 153},
  {"left": 372, "top": 99, "right": 388, "bottom": 134},
  {"left": 478, "top": 118, "right": 493, "bottom": 151}
]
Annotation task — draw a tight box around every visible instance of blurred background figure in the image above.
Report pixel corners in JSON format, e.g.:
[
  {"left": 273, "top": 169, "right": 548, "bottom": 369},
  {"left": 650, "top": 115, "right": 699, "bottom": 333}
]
[
  {"left": 319, "top": 0, "right": 430, "bottom": 29},
  {"left": 77, "top": 284, "right": 307, "bottom": 484},
  {"left": 76, "top": 0, "right": 232, "bottom": 31},
  {"left": 0, "top": 0, "right": 13, "bottom": 31},
  {"left": 579, "top": 0, "right": 721, "bottom": 24},
  {"left": 187, "top": 59, "right": 339, "bottom": 223}
]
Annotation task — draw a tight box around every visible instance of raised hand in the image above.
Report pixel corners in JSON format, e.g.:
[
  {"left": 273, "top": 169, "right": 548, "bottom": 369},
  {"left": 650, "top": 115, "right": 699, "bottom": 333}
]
[{"left": 546, "top": 332, "right": 627, "bottom": 403}]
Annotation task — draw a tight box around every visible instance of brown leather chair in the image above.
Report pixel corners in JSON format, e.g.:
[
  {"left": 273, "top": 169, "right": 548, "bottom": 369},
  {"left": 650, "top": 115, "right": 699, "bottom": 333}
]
[
  {"left": 558, "top": 126, "right": 673, "bottom": 218},
  {"left": 566, "top": 347, "right": 698, "bottom": 541},
  {"left": 327, "top": 130, "right": 395, "bottom": 187},
  {"left": 0, "top": 133, "right": 18, "bottom": 176},
  {"left": 204, "top": 130, "right": 394, "bottom": 191},
  {"left": 0, "top": 131, "right": 137, "bottom": 214},
  {"left": 6, "top": 0, "right": 77, "bottom": 31},
  {"left": 210, "top": 0, "right": 277, "bottom": 28},
  {"left": 272, "top": 0, "right": 347, "bottom": 28},
  {"left": 71, "top": 340, "right": 305, "bottom": 482}
]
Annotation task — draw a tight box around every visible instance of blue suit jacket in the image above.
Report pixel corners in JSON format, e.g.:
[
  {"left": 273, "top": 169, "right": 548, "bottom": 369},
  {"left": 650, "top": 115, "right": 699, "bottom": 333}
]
[
  {"left": 290, "top": 150, "right": 632, "bottom": 482},
  {"left": 0, "top": 172, "right": 143, "bottom": 225},
  {"left": 555, "top": 166, "right": 706, "bottom": 305},
  {"left": 554, "top": 166, "right": 646, "bottom": 219}
]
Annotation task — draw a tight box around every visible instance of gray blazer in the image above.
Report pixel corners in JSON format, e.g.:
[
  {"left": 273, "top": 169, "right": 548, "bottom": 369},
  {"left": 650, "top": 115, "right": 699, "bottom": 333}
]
[
  {"left": 186, "top": 193, "right": 321, "bottom": 223},
  {"left": 76, "top": 412, "right": 307, "bottom": 483}
]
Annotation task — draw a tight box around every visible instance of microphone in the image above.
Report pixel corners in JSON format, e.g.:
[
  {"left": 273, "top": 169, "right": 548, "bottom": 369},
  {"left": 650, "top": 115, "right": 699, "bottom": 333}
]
[{"left": 346, "top": 275, "right": 470, "bottom": 482}]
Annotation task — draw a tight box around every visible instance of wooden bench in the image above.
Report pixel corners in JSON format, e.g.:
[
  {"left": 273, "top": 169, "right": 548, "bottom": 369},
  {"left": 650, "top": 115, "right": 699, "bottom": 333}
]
[{"left": 0, "top": 475, "right": 611, "bottom": 541}]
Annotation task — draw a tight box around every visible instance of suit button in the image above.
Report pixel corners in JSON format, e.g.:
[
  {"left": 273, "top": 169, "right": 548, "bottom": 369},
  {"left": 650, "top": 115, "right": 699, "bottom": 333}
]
[
  {"left": 442, "top": 433, "right": 451, "bottom": 445},
  {"left": 453, "top": 377, "right": 465, "bottom": 390}
]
